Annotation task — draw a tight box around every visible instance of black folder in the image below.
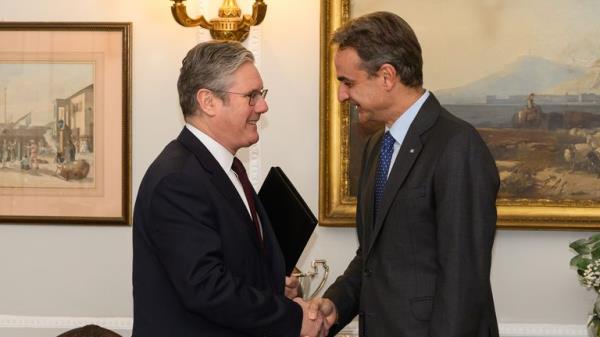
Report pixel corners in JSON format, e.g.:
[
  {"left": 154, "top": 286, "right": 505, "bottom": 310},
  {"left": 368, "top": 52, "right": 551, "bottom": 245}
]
[{"left": 258, "top": 167, "right": 318, "bottom": 275}]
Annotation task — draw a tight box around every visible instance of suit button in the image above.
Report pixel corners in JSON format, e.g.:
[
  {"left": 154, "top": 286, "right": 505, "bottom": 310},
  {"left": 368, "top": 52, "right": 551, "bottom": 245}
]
[{"left": 364, "top": 269, "right": 372, "bottom": 277}]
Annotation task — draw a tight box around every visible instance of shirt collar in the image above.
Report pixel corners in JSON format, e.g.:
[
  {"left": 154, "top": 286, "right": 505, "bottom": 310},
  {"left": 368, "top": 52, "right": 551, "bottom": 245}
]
[
  {"left": 387, "top": 90, "right": 430, "bottom": 145},
  {"left": 185, "top": 123, "right": 234, "bottom": 173}
]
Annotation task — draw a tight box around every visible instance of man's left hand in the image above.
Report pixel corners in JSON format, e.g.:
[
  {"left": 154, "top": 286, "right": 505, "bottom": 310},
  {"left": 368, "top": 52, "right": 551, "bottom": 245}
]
[{"left": 285, "top": 276, "right": 301, "bottom": 299}]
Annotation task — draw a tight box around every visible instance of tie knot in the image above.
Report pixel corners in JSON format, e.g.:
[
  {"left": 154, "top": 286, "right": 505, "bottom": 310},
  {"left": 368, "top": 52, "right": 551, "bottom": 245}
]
[
  {"left": 231, "top": 157, "right": 246, "bottom": 176},
  {"left": 382, "top": 131, "right": 395, "bottom": 149}
]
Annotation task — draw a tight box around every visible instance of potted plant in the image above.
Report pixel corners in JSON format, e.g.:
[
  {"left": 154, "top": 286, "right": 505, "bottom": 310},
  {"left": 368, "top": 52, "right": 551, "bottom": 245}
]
[{"left": 570, "top": 234, "right": 600, "bottom": 337}]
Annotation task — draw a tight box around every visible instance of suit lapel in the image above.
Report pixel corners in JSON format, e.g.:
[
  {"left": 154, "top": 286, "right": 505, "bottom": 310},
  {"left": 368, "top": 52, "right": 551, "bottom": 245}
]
[
  {"left": 360, "top": 130, "right": 381, "bottom": 248},
  {"left": 365, "top": 94, "right": 442, "bottom": 257},
  {"left": 176, "top": 127, "right": 262, "bottom": 250}
]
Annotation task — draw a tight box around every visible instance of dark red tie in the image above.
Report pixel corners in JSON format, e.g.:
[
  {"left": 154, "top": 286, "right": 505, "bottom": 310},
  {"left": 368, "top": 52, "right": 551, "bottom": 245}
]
[{"left": 231, "top": 157, "right": 262, "bottom": 242}]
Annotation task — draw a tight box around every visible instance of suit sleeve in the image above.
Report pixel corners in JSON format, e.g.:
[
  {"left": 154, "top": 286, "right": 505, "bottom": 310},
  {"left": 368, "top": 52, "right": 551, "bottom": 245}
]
[
  {"left": 147, "top": 172, "right": 302, "bottom": 337},
  {"left": 430, "top": 128, "right": 499, "bottom": 337},
  {"left": 322, "top": 249, "right": 362, "bottom": 336},
  {"left": 322, "top": 133, "right": 377, "bottom": 335}
]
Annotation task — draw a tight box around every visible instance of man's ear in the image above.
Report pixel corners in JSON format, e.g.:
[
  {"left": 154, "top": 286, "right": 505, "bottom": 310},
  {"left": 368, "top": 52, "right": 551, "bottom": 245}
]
[
  {"left": 379, "top": 63, "right": 398, "bottom": 90},
  {"left": 196, "top": 88, "right": 217, "bottom": 117}
]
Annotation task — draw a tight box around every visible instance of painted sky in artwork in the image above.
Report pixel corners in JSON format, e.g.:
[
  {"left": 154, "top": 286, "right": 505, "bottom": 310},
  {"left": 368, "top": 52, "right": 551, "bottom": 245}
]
[
  {"left": 0, "top": 62, "right": 93, "bottom": 125},
  {"left": 352, "top": 0, "right": 600, "bottom": 91}
]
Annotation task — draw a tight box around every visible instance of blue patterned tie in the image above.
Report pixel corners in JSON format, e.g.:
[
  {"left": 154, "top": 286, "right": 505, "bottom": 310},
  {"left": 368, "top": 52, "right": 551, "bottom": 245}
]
[{"left": 374, "top": 131, "right": 395, "bottom": 220}]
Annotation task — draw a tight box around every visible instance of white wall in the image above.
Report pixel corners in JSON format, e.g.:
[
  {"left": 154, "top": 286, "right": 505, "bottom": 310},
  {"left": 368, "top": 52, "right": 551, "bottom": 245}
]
[{"left": 0, "top": 0, "right": 597, "bottom": 336}]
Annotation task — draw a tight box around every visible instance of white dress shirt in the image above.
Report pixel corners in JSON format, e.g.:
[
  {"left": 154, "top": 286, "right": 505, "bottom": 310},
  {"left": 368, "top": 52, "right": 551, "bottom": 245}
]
[
  {"left": 385, "top": 90, "right": 430, "bottom": 177},
  {"left": 185, "top": 124, "right": 262, "bottom": 235}
]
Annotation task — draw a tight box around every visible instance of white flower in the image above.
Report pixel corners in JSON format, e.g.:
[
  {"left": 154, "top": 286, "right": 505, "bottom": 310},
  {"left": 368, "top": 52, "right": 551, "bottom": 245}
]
[{"left": 582, "top": 260, "right": 600, "bottom": 289}]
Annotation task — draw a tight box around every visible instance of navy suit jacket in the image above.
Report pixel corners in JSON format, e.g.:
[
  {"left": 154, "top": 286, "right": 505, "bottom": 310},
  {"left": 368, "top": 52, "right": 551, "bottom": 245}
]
[
  {"left": 324, "top": 94, "right": 500, "bottom": 337},
  {"left": 132, "top": 127, "right": 302, "bottom": 337}
]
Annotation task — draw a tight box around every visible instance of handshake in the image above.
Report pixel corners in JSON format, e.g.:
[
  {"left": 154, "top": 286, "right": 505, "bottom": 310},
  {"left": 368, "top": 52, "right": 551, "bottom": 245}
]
[{"left": 285, "top": 276, "right": 338, "bottom": 337}]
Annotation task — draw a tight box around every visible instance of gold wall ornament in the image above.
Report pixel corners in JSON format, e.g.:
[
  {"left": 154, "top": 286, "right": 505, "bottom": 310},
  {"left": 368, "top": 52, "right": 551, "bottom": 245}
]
[
  {"left": 170, "top": 0, "right": 267, "bottom": 42},
  {"left": 292, "top": 260, "right": 330, "bottom": 300}
]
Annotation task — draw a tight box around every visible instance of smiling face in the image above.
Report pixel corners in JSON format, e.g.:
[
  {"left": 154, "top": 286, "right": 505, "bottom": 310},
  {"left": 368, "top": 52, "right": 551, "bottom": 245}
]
[
  {"left": 210, "top": 61, "right": 268, "bottom": 154},
  {"left": 335, "top": 47, "right": 389, "bottom": 125}
]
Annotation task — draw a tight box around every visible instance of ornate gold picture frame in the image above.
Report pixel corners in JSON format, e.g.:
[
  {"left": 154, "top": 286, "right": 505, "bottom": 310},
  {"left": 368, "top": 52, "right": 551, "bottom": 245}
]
[
  {"left": 0, "top": 22, "right": 131, "bottom": 224},
  {"left": 319, "top": 0, "right": 600, "bottom": 229}
]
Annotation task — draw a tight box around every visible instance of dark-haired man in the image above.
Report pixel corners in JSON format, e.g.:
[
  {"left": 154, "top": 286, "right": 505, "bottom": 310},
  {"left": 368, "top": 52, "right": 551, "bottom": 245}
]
[{"left": 309, "top": 11, "right": 500, "bottom": 337}]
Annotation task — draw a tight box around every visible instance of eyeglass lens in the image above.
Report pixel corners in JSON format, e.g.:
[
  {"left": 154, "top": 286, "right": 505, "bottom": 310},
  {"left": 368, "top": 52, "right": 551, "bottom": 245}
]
[{"left": 249, "top": 89, "right": 268, "bottom": 106}]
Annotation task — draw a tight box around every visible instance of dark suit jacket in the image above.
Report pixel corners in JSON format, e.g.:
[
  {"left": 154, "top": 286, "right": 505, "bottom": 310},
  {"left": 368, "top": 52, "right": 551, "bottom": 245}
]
[
  {"left": 324, "top": 94, "right": 500, "bottom": 337},
  {"left": 132, "top": 127, "right": 302, "bottom": 337}
]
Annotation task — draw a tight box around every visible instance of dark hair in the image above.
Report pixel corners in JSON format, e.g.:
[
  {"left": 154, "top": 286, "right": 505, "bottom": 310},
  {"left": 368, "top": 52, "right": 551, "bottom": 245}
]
[
  {"left": 332, "top": 11, "right": 423, "bottom": 87},
  {"left": 177, "top": 40, "right": 254, "bottom": 116}
]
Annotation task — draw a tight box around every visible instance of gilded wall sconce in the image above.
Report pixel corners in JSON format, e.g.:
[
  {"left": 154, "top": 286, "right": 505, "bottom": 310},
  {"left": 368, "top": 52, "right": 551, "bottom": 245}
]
[{"left": 170, "top": 0, "right": 267, "bottom": 42}]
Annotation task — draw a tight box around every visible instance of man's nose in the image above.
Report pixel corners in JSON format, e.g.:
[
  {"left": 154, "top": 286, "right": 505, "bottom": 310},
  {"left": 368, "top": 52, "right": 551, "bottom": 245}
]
[
  {"left": 255, "top": 97, "right": 268, "bottom": 114},
  {"left": 338, "top": 86, "right": 349, "bottom": 103}
]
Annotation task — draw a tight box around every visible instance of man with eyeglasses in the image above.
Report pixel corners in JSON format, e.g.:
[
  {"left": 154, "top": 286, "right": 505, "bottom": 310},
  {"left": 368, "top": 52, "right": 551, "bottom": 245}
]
[{"left": 132, "top": 40, "right": 324, "bottom": 337}]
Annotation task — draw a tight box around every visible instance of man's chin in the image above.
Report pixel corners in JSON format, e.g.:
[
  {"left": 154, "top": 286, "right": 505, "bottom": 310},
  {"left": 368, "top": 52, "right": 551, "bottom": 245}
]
[
  {"left": 357, "top": 111, "right": 372, "bottom": 125},
  {"left": 246, "top": 133, "right": 260, "bottom": 147},
  {"left": 357, "top": 116, "right": 384, "bottom": 133}
]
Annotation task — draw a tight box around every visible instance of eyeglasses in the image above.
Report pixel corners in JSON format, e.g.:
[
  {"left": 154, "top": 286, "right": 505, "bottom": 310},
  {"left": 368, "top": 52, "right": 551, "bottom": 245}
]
[{"left": 212, "top": 88, "right": 268, "bottom": 106}]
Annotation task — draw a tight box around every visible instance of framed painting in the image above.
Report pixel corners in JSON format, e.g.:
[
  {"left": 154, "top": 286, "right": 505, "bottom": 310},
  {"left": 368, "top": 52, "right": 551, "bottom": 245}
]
[
  {"left": 0, "top": 22, "right": 131, "bottom": 224},
  {"left": 319, "top": 0, "right": 600, "bottom": 229}
]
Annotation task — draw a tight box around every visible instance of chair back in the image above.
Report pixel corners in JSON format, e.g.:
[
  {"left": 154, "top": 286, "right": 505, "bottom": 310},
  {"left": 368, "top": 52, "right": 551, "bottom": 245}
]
[{"left": 57, "top": 324, "right": 122, "bottom": 337}]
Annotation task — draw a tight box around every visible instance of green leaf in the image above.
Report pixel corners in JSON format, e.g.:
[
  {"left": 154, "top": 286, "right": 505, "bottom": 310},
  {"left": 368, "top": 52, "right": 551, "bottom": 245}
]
[
  {"left": 593, "top": 247, "right": 600, "bottom": 260},
  {"left": 571, "top": 256, "right": 592, "bottom": 270},
  {"left": 591, "top": 240, "right": 600, "bottom": 252},
  {"left": 571, "top": 238, "right": 593, "bottom": 254},
  {"left": 591, "top": 316, "right": 600, "bottom": 329}
]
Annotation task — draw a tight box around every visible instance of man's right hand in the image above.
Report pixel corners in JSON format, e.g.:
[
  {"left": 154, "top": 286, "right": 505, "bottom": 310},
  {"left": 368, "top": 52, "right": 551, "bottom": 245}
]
[
  {"left": 307, "top": 297, "right": 337, "bottom": 331},
  {"left": 293, "top": 297, "right": 325, "bottom": 337}
]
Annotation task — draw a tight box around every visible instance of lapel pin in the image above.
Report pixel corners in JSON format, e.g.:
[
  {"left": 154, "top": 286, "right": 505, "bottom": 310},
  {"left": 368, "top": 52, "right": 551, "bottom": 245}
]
[{"left": 409, "top": 149, "right": 415, "bottom": 153}]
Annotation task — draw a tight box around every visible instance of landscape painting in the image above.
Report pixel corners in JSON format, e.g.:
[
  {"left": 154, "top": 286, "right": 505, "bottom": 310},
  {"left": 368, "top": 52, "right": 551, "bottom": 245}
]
[
  {"left": 350, "top": 0, "right": 600, "bottom": 203},
  {"left": 319, "top": 0, "right": 600, "bottom": 228},
  {"left": 0, "top": 62, "right": 95, "bottom": 189}
]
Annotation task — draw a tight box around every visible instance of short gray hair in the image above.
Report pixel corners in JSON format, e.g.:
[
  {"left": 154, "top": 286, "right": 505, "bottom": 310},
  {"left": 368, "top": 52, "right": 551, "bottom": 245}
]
[
  {"left": 332, "top": 11, "right": 423, "bottom": 88},
  {"left": 177, "top": 40, "right": 255, "bottom": 116}
]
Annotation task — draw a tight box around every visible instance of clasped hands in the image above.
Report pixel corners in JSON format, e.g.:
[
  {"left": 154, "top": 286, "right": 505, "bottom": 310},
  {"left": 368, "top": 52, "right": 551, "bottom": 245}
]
[{"left": 285, "top": 276, "right": 337, "bottom": 337}]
